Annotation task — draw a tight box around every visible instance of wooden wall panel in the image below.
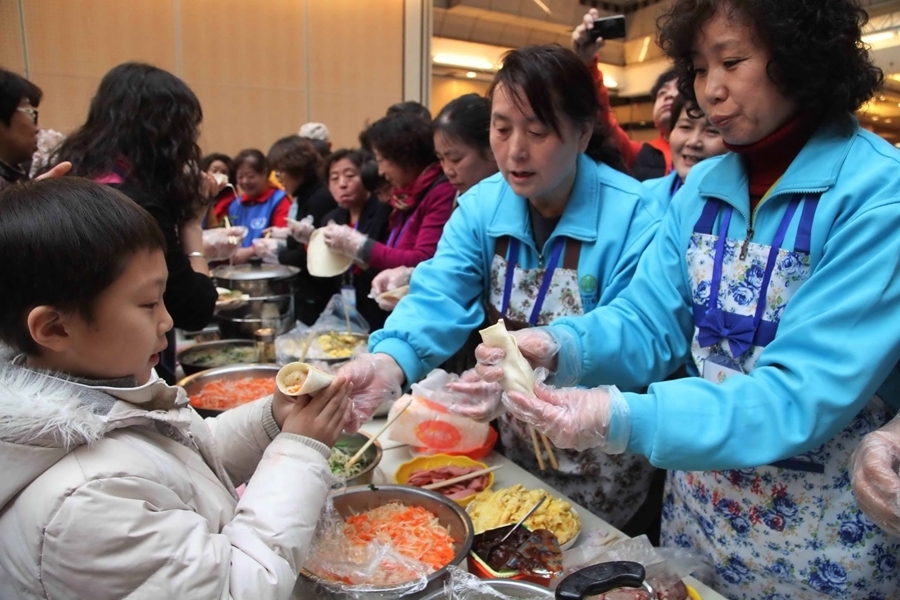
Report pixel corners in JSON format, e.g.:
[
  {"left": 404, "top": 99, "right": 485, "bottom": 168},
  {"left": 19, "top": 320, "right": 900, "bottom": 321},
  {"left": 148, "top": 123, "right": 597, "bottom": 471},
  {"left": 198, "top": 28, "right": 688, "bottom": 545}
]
[
  {"left": 431, "top": 76, "right": 490, "bottom": 116},
  {"left": 0, "top": 1, "right": 25, "bottom": 74},
  {"left": 307, "top": 0, "right": 404, "bottom": 148},
  {"left": 193, "top": 83, "right": 307, "bottom": 156},
  {"left": 23, "top": 0, "right": 176, "bottom": 77},
  {"left": 29, "top": 74, "right": 101, "bottom": 134}
]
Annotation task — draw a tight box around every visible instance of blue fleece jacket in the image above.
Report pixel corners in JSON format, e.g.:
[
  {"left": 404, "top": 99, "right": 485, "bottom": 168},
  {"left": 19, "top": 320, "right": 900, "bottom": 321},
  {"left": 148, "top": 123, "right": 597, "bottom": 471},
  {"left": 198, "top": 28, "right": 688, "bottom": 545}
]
[
  {"left": 551, "top": 116, "right": 900, "bottom": 471},
  {"left": 369, "top": 154, "right": 663, "bottom": 384}
]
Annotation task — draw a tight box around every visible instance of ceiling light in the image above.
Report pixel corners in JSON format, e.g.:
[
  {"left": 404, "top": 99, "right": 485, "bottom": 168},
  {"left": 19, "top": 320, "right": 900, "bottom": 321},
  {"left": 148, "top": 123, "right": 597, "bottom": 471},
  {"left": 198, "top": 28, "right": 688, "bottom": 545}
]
[
  {"left": 604, "top": 76, "right": 618, "bottom": 89},
  {"left": 887, "top": 118, "right": 893, "bottom": 124},
  {"left": 638, "top": 36, "right": 651, "bottom": 63},
  {"left": 531, "top": 0, "right": 552, "bottom": 16},
  {"left": 466, "top": 71, "right": 477, "bottom": 79},
  {"left": 873, "top": 115, "right": 880, "bottom": 121},
  {"left": 433, "top": 54, "right": 496, "bottom": 71},
  {"left": 862, "top": 30, "right": 896, "bottom": 44}
]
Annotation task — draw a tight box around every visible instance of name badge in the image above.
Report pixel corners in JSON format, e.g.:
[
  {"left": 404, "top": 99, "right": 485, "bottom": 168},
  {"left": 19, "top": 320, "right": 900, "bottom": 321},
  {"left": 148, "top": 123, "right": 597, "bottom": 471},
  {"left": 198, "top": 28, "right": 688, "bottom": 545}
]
[
  {"left": 702, "top": 352, "right": 744, "bottom": 384},
  {"left": 341, "top": 285, "right": 357, "bottom": 312}
]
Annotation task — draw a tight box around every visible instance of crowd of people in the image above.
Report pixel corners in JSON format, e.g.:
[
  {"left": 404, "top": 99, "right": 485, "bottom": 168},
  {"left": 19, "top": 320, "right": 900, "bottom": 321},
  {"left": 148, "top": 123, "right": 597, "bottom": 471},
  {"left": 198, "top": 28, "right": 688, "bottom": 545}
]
[{"left": 0, "top": 0, "right": 899, "bottom": 598}]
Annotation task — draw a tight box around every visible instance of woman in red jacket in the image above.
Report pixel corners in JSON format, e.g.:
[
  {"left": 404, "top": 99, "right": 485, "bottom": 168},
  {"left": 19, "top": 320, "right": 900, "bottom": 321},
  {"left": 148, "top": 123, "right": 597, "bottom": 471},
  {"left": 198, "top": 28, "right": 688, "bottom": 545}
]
[{"left": 321, "top": 112, "right": 455, "bottom": 270}]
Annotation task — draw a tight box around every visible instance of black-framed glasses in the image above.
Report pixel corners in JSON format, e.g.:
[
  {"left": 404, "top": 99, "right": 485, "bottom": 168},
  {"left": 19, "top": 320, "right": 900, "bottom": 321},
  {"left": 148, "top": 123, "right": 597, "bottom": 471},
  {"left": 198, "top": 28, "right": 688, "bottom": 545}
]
[{"left": 17, "top": 106, "right": 38, "bottom": 125}]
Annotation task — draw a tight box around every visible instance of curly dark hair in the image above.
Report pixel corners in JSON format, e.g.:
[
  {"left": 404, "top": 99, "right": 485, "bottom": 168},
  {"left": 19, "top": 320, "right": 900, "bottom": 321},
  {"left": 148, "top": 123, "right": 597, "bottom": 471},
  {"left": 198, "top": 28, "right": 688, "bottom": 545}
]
[
  {"left": 657, "top": 0, "right": 883, "bottom": 119},
  {"left": 267, "top": 135, "right": 321, "bottom": 187},
  {"left": 52, "top": 63, "right": 204, "bottom": 224},
  {"left": 363, "top": 112, "right": 436, "bottom": 174},
  {"left": 487, "top": 45, "right": 625, "bottom": 171}
]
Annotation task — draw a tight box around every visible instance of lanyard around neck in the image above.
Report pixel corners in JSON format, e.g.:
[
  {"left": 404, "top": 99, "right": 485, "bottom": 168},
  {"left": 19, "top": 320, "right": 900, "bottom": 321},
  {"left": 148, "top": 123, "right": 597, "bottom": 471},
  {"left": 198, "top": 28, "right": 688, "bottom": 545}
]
[{"left": 501, "top": 237, "right": 566, "bottom": 327}]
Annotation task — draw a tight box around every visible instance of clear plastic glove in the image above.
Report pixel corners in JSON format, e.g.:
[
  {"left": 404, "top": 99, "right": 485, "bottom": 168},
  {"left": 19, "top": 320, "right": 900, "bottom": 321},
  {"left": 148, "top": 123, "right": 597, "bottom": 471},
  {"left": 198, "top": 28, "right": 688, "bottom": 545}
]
[
  {"left": 474, "top": 325, "right": 582, "bottom": 388},
  {"left": 287, "top": 215, "right": 314, "bottom": 244},
  {"left": 851, "top": 415, "right": 900, "bottom": 536},
  {"left": 323, "top": 222, "right": 369, "bottom": 260},
  {"left": 446, "top": 368, "right": 505, "bottom": 422},
  {"left": 371, "top": 266, "right": 415, "bottom": 311},
  {"left": 572, "top": 8, "right": 606, "bottom": 64},
  {"left": 503, "top": 378, "right": 631, "bottom": 453},
  {"left": 262, "top": 226, "right": 290, "bottom": 240},
  {"left": 202, "top": 226, "right": 248, "bottom": 261},
  {"left": 335, "top": 353, "right": 404, "bottom": 433},
  {"left": 251, "top": 237, "right": 285, "bottom": 264}
]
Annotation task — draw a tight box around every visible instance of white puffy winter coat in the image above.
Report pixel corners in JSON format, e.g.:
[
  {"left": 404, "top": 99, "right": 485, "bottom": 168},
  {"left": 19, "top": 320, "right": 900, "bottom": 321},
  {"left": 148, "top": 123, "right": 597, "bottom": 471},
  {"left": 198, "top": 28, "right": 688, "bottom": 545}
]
[{"left": 0, "top": 363, "right": 333, "bottom": 599}]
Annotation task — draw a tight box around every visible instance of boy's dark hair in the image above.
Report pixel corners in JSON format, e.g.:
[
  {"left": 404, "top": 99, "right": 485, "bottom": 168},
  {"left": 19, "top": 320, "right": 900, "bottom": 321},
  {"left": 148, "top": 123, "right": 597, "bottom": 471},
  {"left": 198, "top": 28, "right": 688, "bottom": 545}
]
[
  {"left": 51, "top": 62, "right": 204, "bottom": 225},
  {"left": 232, "top": 148, "right": 268, "bottom": 175},
  {"left": 0, "top": 69, "right": 42, "bottom": 127},
  {"left": 0, "top": 178, "right": 165, "bottom": 354},
  {"left": 488, "top": 44, "right": 625, "bottom": 172},
  {"left": 434, "top": 93, "right": 491, "bottom": 154},
  {"left": 267, "top": 136, "right": 321, "bottom": 188},
  {"left": 650, "top": 67, "right": 678, "bottom": 99},
  {"left": 363, "top": 113, "right": 436, "bottom": 174},
  {"left": 657, "top": 0, "right": 882, "bottom": 119}
]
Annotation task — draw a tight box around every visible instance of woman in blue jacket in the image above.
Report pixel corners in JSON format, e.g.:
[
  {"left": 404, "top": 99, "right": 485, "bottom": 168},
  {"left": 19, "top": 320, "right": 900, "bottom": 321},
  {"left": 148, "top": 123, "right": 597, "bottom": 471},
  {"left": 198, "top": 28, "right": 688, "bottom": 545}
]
[
  {"left": 337, "top": 45, "right": 664, "bottom": 529},
  {"left": 475, "top": 1, "right": 900, "bottom": 598}
]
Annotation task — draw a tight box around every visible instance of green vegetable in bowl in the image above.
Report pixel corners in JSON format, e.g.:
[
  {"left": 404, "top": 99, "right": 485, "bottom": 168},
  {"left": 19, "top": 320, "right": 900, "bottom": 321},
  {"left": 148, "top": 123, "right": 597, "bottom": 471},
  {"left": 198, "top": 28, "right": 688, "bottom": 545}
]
[
  {"left": 185, "top": 345, "right": 258, "bottom": 368},
  {"left": 329, "top": 446, "right": 366, "bottom": 479}
]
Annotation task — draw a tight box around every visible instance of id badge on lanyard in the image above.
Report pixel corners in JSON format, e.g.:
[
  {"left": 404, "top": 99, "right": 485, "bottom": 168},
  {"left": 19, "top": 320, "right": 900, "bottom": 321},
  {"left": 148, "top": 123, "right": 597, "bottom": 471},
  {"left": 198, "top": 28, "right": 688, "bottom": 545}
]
[{"left": 702, "top": 348, "right": 744, "bottom": 383}]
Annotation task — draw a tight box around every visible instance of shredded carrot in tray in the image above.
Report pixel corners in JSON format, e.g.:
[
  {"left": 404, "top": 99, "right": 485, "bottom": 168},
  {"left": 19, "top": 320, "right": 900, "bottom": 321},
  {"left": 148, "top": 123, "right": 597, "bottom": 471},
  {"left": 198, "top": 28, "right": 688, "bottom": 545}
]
[{"left": 188, "top": 376, "right": 274, "bottom": 411}]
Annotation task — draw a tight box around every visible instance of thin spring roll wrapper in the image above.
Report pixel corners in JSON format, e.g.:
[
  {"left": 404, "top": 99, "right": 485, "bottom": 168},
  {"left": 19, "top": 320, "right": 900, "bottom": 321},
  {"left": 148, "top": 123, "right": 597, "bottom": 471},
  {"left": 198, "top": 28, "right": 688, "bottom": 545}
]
[
  {"left": 276, "top": 362, "right": 335, "bottom": 397},
  {"left": 376, "top": 285, "right": 410, "bottom": 302},
  {"left": 307, "top": 228, "right": 353, "bottom": 277},
  {"left": 479, "top": 319, "right": 535, "bottom": 396}
]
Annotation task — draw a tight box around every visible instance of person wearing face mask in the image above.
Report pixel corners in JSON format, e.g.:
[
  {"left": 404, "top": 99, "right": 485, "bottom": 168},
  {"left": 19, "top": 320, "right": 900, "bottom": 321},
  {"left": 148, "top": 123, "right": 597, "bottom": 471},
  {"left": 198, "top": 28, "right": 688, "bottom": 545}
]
[
  {"left": 644, "top": 95, "right": 727, "bottom": 209},
  {"left": 573, "top": 10, "right": 678, "bottom": 181},
  {"left": 336, "top": 46, "right": 661, "bottom": 529},
  {"left": 0, "top": 70, "right": 41, "bottom": 192},
  {"left": 471, "top": 1, "right": 900, "bottom": 597},
  {"left": 227, "top": 148, "right": 292, "bottom": 264}
]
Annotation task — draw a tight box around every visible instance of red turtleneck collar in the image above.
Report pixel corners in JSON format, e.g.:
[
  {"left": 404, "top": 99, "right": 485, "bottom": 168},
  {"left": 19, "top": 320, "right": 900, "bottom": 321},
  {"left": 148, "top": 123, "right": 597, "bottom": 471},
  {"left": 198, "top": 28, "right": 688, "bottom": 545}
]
[{"left": 725, "top": 112, "right": 820, "bottom": 210}]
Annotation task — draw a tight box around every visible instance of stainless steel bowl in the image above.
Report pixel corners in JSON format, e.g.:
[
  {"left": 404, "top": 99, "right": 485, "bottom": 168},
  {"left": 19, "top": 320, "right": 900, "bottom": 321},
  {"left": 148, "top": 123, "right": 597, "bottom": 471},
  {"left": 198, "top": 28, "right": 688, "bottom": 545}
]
[
  {"left": 419, "top": 580, "right": 552, "bottom": 599},
  {"left": 296, "top": 485, "right": 475, "bottom": 599},
  {"left": 178, "top": 364, "right": 279, "bottom": 417},
  {"left": 332, "top": 431, "right": 382, "bottom": 487},
  {"left": 177, "top": 339, "right": 258, "bottom": 376}
]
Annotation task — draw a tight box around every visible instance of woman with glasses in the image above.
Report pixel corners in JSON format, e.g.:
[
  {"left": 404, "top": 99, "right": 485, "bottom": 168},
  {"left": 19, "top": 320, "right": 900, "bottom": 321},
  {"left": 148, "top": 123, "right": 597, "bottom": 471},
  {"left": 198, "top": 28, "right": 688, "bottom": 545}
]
[{"left": 0, "top": 69, "right": 41, "bottom": 192}]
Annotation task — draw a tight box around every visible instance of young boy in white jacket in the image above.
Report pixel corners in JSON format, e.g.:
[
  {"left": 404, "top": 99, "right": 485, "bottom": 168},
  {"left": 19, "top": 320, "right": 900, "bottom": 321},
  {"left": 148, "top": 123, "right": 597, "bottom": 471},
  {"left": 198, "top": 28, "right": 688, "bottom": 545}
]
[{"left": 0, "top": 178, "right": 352, "bottom": 599}]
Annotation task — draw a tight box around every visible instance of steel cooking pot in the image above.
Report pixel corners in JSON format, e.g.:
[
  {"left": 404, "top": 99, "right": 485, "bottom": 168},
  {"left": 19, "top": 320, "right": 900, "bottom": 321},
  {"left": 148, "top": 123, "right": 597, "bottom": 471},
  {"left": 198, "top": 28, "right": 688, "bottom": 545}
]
[
  {"left": 212, "top": 261, "right": 300, "bottom": 297},
  {"left": 213, "top": 261, "right": 300, "bottom": 338}
]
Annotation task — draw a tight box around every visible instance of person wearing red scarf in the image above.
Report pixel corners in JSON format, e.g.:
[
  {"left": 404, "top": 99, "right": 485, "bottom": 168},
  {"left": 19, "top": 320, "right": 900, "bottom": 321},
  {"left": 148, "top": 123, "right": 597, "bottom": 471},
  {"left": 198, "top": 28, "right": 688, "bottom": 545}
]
[{"left": 323, "top": 112, "right": 455, "bottom": 270}]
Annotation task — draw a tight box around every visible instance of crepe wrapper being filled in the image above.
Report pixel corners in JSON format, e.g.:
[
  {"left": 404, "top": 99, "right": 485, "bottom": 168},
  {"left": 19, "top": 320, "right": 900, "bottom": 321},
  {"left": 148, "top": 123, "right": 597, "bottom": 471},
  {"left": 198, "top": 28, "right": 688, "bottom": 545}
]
[{"left": 276, "top": 362, "right": 335, "bottom": 397}]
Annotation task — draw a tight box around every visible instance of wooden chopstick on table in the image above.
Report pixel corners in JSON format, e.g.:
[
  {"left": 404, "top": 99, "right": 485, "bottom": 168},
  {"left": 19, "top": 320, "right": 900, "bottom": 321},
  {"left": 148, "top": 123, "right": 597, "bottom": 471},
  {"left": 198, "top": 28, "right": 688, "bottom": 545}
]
[
  {"left": 346, "top": 396, "right": 413, "bottom": 468},
  {"left": 421, "top": 465, "right": 504, "bottom": 490}
]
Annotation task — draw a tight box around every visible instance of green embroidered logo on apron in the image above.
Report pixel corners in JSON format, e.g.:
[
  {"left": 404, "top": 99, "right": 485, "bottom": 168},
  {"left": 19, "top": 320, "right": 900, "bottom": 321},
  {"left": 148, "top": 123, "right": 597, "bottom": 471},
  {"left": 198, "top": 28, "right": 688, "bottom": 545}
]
[{"left": 579, "top": 274, "right": 598, "bottom": 294}]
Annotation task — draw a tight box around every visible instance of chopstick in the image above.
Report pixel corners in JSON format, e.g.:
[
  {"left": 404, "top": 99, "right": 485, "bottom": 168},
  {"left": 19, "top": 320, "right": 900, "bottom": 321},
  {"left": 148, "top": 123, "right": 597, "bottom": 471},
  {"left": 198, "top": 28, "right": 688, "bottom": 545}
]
[
  {"left": 346, "top": 396, "right": 414, "bottom": 468},
  {"left": 420, "top": 465, "right": 504, "bottom": 490},
  {"left": 539, "top": 432, "right": 559, "bottom": 470},
  {"left": 528, "top": 425, "right": 546, "bottom": 471}
]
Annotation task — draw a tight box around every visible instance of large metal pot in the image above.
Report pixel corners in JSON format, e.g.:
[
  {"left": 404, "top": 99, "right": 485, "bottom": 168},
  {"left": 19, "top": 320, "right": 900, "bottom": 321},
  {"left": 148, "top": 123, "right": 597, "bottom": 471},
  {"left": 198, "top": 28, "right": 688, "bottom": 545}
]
[
  {"left": 177, "top": 339, "right": 258, "bottom": 376},
  {"left": 177, "top": 363, "right": 279, "bottom": 418},
  {"left": 213, "top": 261, "right": 300, "bottom": 338},
  {"left": 419, "top": 580, "right": 551, "bottom": 599},
  {"left": 294, "top": 485, "right": 474, "bottom": 599}
]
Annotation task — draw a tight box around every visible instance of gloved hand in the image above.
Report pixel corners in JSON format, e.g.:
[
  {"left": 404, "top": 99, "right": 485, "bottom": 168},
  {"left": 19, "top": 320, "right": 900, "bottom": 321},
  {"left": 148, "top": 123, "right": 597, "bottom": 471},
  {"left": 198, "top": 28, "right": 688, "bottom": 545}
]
[
  {"left": 202, "top": 226, "right": 248, "bottom": 261},
  {"left": 287, "top": 215, "right": 314, "bottom": 244},
  {"left": 262, "top": 226, "right": 290, "bottom": 240},
  {"left": 251, "top": 237, "right": 285, "bottom": 264},
  {"left": 323, "top": 222, "right": 369, "bottom": 260},
  {"left": 371, "top": 266, "right": 414, "bottom": 311},
  {"left": 851, "top": 415, "right": 900, "bottom": 536},
  {"left": 474, "top": 325, "right": 582, "bottom": 388},
  {"left": 503, "top": 378, "right": 631, "bottom": 453},
  {"left": 446, "top": 368, "right": 505, "bottom": 422},
  {"left": 335, "top": 353, "right": 405, "bottom": 433}
]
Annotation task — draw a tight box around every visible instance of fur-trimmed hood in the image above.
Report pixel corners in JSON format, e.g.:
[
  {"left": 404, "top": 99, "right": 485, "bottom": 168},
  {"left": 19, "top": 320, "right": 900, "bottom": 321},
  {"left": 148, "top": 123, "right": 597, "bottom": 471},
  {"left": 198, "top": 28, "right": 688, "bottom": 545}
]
[{"left": 0, "top": 361, "right": 190, "bottom": 509}]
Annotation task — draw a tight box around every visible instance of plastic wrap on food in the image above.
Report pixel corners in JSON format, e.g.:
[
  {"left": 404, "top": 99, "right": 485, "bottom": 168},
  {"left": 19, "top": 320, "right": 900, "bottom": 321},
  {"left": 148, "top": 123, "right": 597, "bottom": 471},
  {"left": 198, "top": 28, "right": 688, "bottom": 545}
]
[
  {"left": 561, "top": 534, "right": 711, "bottom": 600},
  {"left": 303, "top": 500, "right": 432, "bottom": 597},
  {"left": 439, "top": 567, "right": 550, "bottom": 599}
]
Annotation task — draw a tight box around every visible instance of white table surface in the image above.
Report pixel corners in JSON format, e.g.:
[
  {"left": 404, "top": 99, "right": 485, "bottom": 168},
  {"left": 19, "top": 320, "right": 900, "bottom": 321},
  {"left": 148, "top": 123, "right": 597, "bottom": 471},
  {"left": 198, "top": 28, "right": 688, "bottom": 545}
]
[{"left": 359, "top": 419, "right": 725, "bottom": 600}]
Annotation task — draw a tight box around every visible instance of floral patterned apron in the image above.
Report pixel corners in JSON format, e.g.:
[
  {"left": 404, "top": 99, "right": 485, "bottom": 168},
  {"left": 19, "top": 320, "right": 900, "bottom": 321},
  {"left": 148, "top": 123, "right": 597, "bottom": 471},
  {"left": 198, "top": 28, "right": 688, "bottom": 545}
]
[
  {"left": 487, "top": 236, "right": 656, "bottom": 529},
  {"left": 661, "top": 195, "right": 900, "bottom": 599}
]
